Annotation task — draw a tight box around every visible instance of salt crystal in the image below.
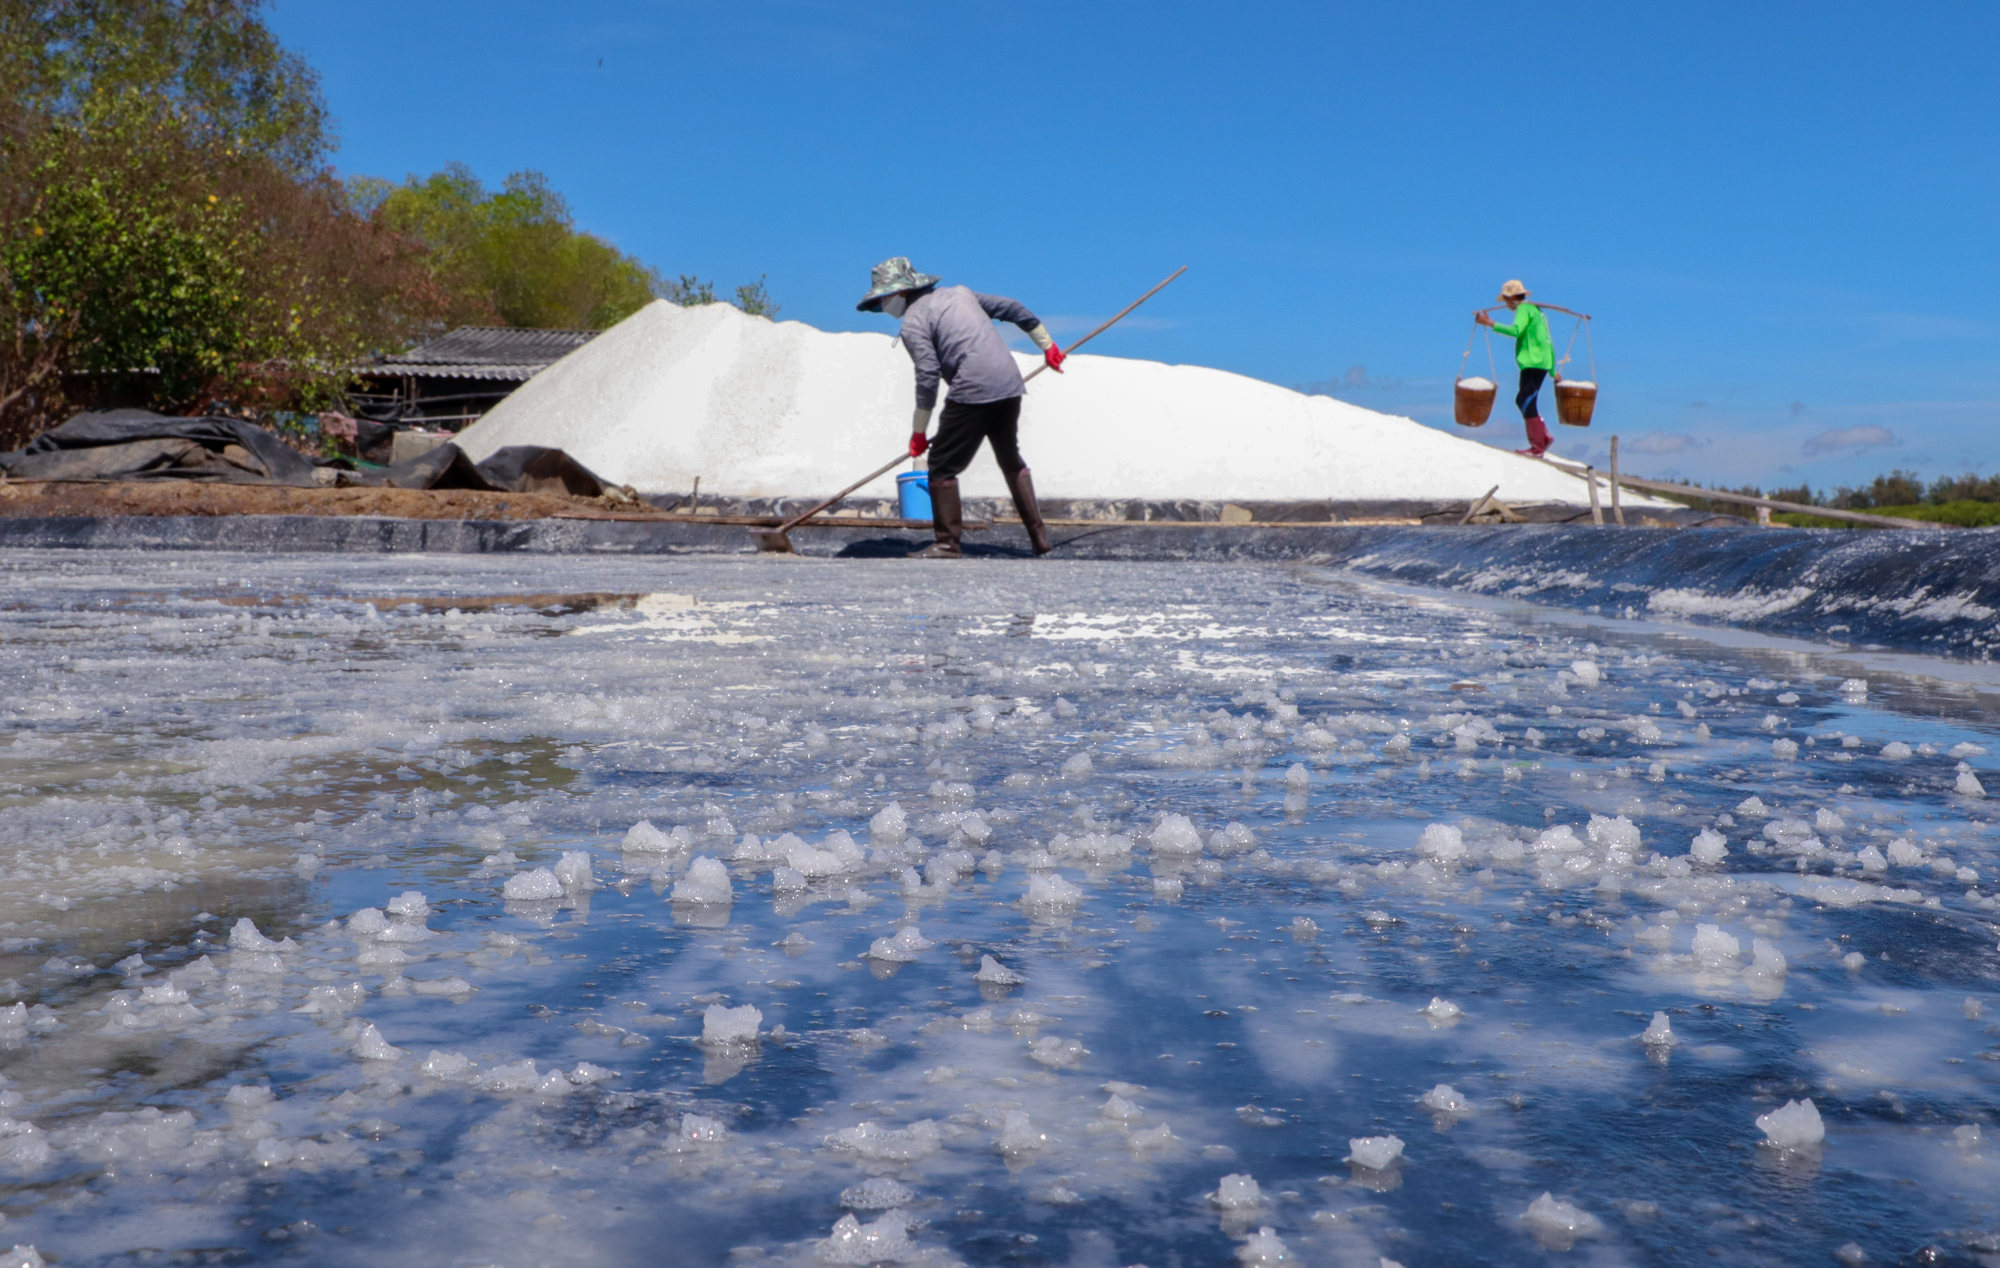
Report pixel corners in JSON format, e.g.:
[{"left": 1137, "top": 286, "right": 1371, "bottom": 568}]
[
  {"left": 1570, "top": 660, "right": 1601, "bottom": 686},
  {"left": 622, "top": 820, "right": 676, "bottom": 852},
  {"left": 1153, "top": 876, "right": 1185, "bottom": 900},
  {"left": 701, "top": 1003, "right": 761, "bottom": 1044},
  {"left": 552, "top": 851, "right": 594, "bottom": 890},
  {"left": 502, "top": 868, "right": 563, "bottom": 900},
  {"left": 1284, "top": 763, "right": 1309, "bottom": 789},
  {"left": 1843, "top": 951, "right": 1866, "bottom": 971},
  {"left": 1957, "top": 771, "right": 1987, "bottom": 798},
  {"left": 869, "top": 802, "right": 908, "bottom": 843},
  {"left": 385, "top": 891, "right": 429, "bottom": 917},
  {"left": 1423, "top": 997, "right": 1462, "bottom": 1022},
  {"left": 1345, "top": 1135, "right": 1404, "bottom": 1170},
  {"left": 349, "top": 1023, "right": 404, "bottom": 1062},
  {"left": 1150, "top": 814, "right": 1205, "bottom": 855},
  {"left": 1236, "top": 1227, "right": 1291, "bottom": 1265},
  {"left": 840, "top": 1176, "right": 915, "bottom": 1210},
  {"left": 1641, "top": 1011, "right": 1676, "bottom": 1046},
  {"left": 1773, "top": 739, "right": 1800, "bottom": 760},
  {"left": 1953, "top": 1124, "right": 1982, "bottom": 1150},
  {"left": 1690, "top": 828, "right": 1727, "bottom": 864},
  {"left": 419, "top": 1051, "right": 475, "bottom": 1080},
  {"left": 1417, "top": 823, "right": 1465, "bottom": 863},
  {"left": 996, "top": 1110, "right": 1046, "bottom": 1153},
  {"left": 974, "top": 955, "right": 1023, "bottom": 984},
  {"left": 1887, "top": 838, "right": 1923, "bottom": 866},
  {"left": 1025, "top": 872, "right": 1083, "bottom": 910},
  {"left": 1881, "top": 741, "right": 1912, "bottom": 759},
  {"left": 1689, "top": 924, "right": 1739, "bottom": 970},
  {"left": 1101, "top": 1094, "right": 1142, "bottom": 1121},
  {"left": 1523, "top": 1192, "right": 1601, "bottom": 1242},
  {"left": 824, "top": 1120, "right": 942, "bottom": 1161},
  {"left": 1458, "top": 376, "right": 1495, "bottom": 390},
  {"left": 816, "top": 1211, "right": 912, "bottom": 1265},
  {"left": 1027, "top": 1035, "right": 1088, "bottom": 1068},
  {"left": 1857, "top": 845, "right": 1887, "bottom": 872},
  {"left": 671, "top": 856, "right": 733, "bottom": 904},
  {"left": 1210, "top": 1172, "right": 1263, "bottom": 1208},
  {"left": 346, "top": 908, "right": 389, "bottom": 935},
  {"left": 866, "top": 925, "right": 935, "bottom": 962},
  {"left": 678, "top": 1113, "right": 728, "bottom": 1141},
  {"left": 1419, "top": 1084, "right": 1471, "bottom": 1113},
  {"left": 1128, "top": 1122, "right": 1176, "bottom": 1152},
  {"left": 1060, "top": 753, "right": 1093, "bottom": 777},
  {"left": 1755, "top": 1098, "right": 1824, "bottom": 1149},
  {"left": 772, "top": 865, "right": 807, "bottom": 892}
]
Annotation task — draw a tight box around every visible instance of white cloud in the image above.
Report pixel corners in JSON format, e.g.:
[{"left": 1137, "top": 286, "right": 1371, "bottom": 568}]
[
  {"left": 1625, "top": 432, "right": 1702, "bottom": 455},
  {"left": 1803, "top": 425, "right": 1898, "bottom": 455}
]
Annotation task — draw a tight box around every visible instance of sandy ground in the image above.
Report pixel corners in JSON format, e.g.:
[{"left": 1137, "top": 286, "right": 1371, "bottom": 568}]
[{"left": 0, "top": 479, "right": 604, "bottom": 521}]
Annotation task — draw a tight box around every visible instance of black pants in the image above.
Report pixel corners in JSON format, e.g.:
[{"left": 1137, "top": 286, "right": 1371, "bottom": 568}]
[
  {"left": 928, "top": 396, "right": 1024, "bottom": 481},
  {"left": 1515, "top": 367, "right": 1548, "bottom": 419}
]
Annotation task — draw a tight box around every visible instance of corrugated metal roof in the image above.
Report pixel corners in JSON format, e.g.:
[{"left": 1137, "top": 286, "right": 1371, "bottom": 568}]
[{"left": 369, "top": 327, "right": 599, "bottom": 380}]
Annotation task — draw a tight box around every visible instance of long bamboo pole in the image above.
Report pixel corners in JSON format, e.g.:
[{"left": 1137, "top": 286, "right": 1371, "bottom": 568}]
[{"left": 1022, "top": 266, "right": 1188, "bottom": 384}]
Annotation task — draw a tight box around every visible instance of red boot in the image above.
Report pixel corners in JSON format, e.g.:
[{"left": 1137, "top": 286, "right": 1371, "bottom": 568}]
[{"left": 1523, "top": 414, "right": 1553, "bottom": 456}]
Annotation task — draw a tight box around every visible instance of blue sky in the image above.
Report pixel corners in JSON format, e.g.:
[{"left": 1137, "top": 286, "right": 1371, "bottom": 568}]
[{"left": 270, "top": 0, "right": 1998, "bottom": 494}]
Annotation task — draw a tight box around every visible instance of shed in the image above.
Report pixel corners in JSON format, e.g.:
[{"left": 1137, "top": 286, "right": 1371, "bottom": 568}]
[{"left": 356, "top": 327, "right": 598, "bottom": 428}]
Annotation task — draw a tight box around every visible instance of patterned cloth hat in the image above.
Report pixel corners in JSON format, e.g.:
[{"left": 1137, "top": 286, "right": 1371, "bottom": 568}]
[
  {"left": 857, "top": 257, "right": 941, "bottom": 312},
  {"left": 1498, "top": 279, "right": 1530, "bottom": 300}
]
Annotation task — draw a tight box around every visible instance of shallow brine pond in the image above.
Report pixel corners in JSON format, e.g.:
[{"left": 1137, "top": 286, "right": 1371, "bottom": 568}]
[{"left": 0, "top": 552, "right": 1997, "bottom": 1268}]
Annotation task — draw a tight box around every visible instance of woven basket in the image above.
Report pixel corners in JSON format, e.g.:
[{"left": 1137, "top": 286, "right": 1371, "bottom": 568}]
[
  {"left": 1555, "top": 381, "right": 1597, "bottom": 427},
  {"left": 1453, "top": 380, "right": 1497, "bottom": 427}
]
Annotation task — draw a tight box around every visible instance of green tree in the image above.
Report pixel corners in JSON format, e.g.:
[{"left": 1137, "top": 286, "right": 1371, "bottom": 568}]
[
  {"left": 0, "top": 3, "right": 440, "bottom": 444},
  {"left": 368, "top": 165, "right": 778, "bottom": 330}
]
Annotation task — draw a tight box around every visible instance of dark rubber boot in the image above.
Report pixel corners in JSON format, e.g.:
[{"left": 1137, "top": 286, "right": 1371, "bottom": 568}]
[
  {"left": 913, "top": 477, "right": 963, "bottom": 558},
  {"left": 1005, "top": 467, "right": 1053, "bottom": 556}
]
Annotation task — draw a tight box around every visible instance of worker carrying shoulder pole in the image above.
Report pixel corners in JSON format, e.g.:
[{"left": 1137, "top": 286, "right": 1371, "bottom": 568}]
[
  {"left": 857, "top": 257, "right": 1064, "bottom": 559},
  {"left": 1475, "top": 279, "right": 1557, "bottom": 457}
]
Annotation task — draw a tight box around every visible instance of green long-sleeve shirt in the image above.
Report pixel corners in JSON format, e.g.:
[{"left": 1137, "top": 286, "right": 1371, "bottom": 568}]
[{"left": 1492, "top": 301, "right": 1554, "bottom": 371}]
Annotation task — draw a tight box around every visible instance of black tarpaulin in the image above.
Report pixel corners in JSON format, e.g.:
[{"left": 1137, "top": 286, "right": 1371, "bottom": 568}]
[{"left": 0, "top": 410, "right": 320, "bottom": 485}]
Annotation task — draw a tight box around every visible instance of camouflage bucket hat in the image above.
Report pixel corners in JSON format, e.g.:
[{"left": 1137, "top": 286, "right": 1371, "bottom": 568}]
[{"left": 856, "top": 257, "right": 940, "bottom": 312}]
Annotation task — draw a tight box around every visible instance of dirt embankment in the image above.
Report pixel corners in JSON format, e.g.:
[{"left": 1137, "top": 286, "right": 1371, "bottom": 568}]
[{"left": 0, "top": 480, "right": 602, "bottom": 521}]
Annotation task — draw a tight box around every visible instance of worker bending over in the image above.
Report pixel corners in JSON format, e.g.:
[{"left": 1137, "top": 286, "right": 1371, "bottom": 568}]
[
  {"left": 1476, "top": 279, "right": 1556, "bottom": 457},
  {"left": 858, "top": 257, "right": 1064, "bottom": 559}
]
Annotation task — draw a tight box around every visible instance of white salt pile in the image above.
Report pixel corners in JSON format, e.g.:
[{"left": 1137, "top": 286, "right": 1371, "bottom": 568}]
[
  {"left": 700, "top": 1003, "right": 761, "bottom": 1045},
  {"left": 454, "top": 300, "right": 1643, "bottom": 504},
  {"left": 1522, "top": 1193, "right": 1601, "bottom": 1248},
  {"left": 1210, "top": 1173, "right": 1264, "bottom": 1209},
  {"left": 1457, "top": 376, "right": 1495, "bottom": 391},
  {"left": 1640, "top": 1012, "right": 1677, "bottom": 1047}
]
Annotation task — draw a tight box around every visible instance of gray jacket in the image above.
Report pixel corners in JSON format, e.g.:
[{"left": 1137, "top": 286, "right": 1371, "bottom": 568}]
[{"left": 895, "top": 285, "right": 1041, "bottom": 410}]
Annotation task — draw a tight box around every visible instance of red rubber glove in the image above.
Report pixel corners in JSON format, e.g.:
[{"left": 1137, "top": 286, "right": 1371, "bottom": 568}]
[
  {"left": 1043, "top": 344, "right": 1066, "bottom": 373},
  {"left": 908, "top": 433, "right": 929, "bottom": 458}
]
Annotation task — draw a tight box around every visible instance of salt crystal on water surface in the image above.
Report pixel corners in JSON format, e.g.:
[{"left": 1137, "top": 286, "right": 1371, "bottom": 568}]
[
  {"left": 385, "top": 891, "right": 429, "bottom": 917},
  {"left": 1756, "top": 1098, "right": 1824, "bottom": 1149},
  {"left": 1888, "top": 838, "right": 1924, "bottom": 866},
  {"left": 1417, "top": 824, "right": 1465, "bottom": 863},
  {"left": 1060, "top": 753, "right": 1093, "bottom": 777},
  {"left": 996, "top": 1111, "right": 1047, "bottom": 1153},
  {"left": 1150, "top": 814, "right": 1204, "bottom": 855},
  {"left": 825, "top": 1120, "right": 942, "bottom": 1161},
  {"left": 1210, "top": 1173, "right": 1263, "bottom": 1208},
  {"left": 678, "top": 1114, "right": 728, "bottom": 1142},
  {"left": 1236, "top": 1227, "right": 1291, "bottom": 1265},
  {"left": 1027, "top": 1035, "right": 1089, "bottom": 1068},
  {"left": 1025, "top": 873, "right": 1083, "bottom": 911},
  {"left": 974, "top": 955, "right": 1023, "bottom": 984},
  {"left": 1953, "top": 1124, "right": 1982, "bottom": 1150},
  {"left": 866, "top": 925, "right": 934, "bottom": 962},
  {"left": 1691, "top": 829, "right": 1727, "bottom": 864},
  {"left": 553, "top": 851, "right": 594, "bottom": 890},
  {"left": 1748, "top": 938, "right": 1788, "bottom": 978},
  {"left": 345, "top": 908, "right": 389, "bottom": 935},
  {"left": 1419, "top": 1084, "right": 1471, "bottom": 1113},
  {"left": 1101, "top": 1094, "right": 1142, "bottom": 1121},
  {"left": 1691, "top": 924, "right": 1740, "bottom": 969},
  {"left": 419, "top": 1051, "right": 476, "bottom": 1080},
  {"left": 1570, "top": 661, "right": 1601, "bottom": 687},
  {"left": 409, "top": 978, "right": 474, "bottom": 997},
  {"left": 1523, "top": 1192, "right": 1601, "bottom": 1246},
  {"left": 349, "top": 1023, "right": 404, "bottom": 1062},
  {"left": 772, "top": 865, "right": 807, "bottom": 892},
  {"left": 1346, "top": 1135, "right": 1404, "bottom": 1170},
  {"left": 701, "top": 1004, "right": 761, "bottom": 1044},
  {"left": 1857, "top": 845, "right": 1888, "bottom": 872},
  {"left": 1128, "top": 1122, "right": 1176, "bottom": 1152},
  {"left": 1424, "top": 997, "right": 1462, "bottom": 1023},
  {"left": 1284, "top": 763, "right": 1309, "bottom": 789},
  {"left": 840, "top": 1177, "right": 915, "bottom": 1210},
  {"left": 869, "top": 802, "right": 908, "bottom": 843},
  {"left": 1952, "top": 742, "right": 1989, "bottom": 758},
  {"left": 1640, "top": 1012, "right": 1677, "bottom": 1046},
  {"left": 1774, "top": 739, "right": 1800, "bottom": 760},
  {"left": 1881, "top": 742, "right": 1913, "bottom": 759},
  {"left": 502, "top": 869, "right": 563, "bottom": 900},
  {"left": 671, "top": 857, "right": 733, "bottom": 904},
  {"left": 1153, "top": 877, "right": 1185, "bottom": 900},
  {"left": 816, "top": 1211, "right": 912, "bottom": 1265},
  {"left": 1957, "top": 770, "right": 1987, "bottom": 798},
  {"left": 1843, "top": 951, "right": 1867, "bottom": 971}
]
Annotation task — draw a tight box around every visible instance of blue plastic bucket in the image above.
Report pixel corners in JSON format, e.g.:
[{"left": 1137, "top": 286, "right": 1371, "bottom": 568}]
[{"left": 896, "top": 471, "right": 932, "bottom": 522}]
